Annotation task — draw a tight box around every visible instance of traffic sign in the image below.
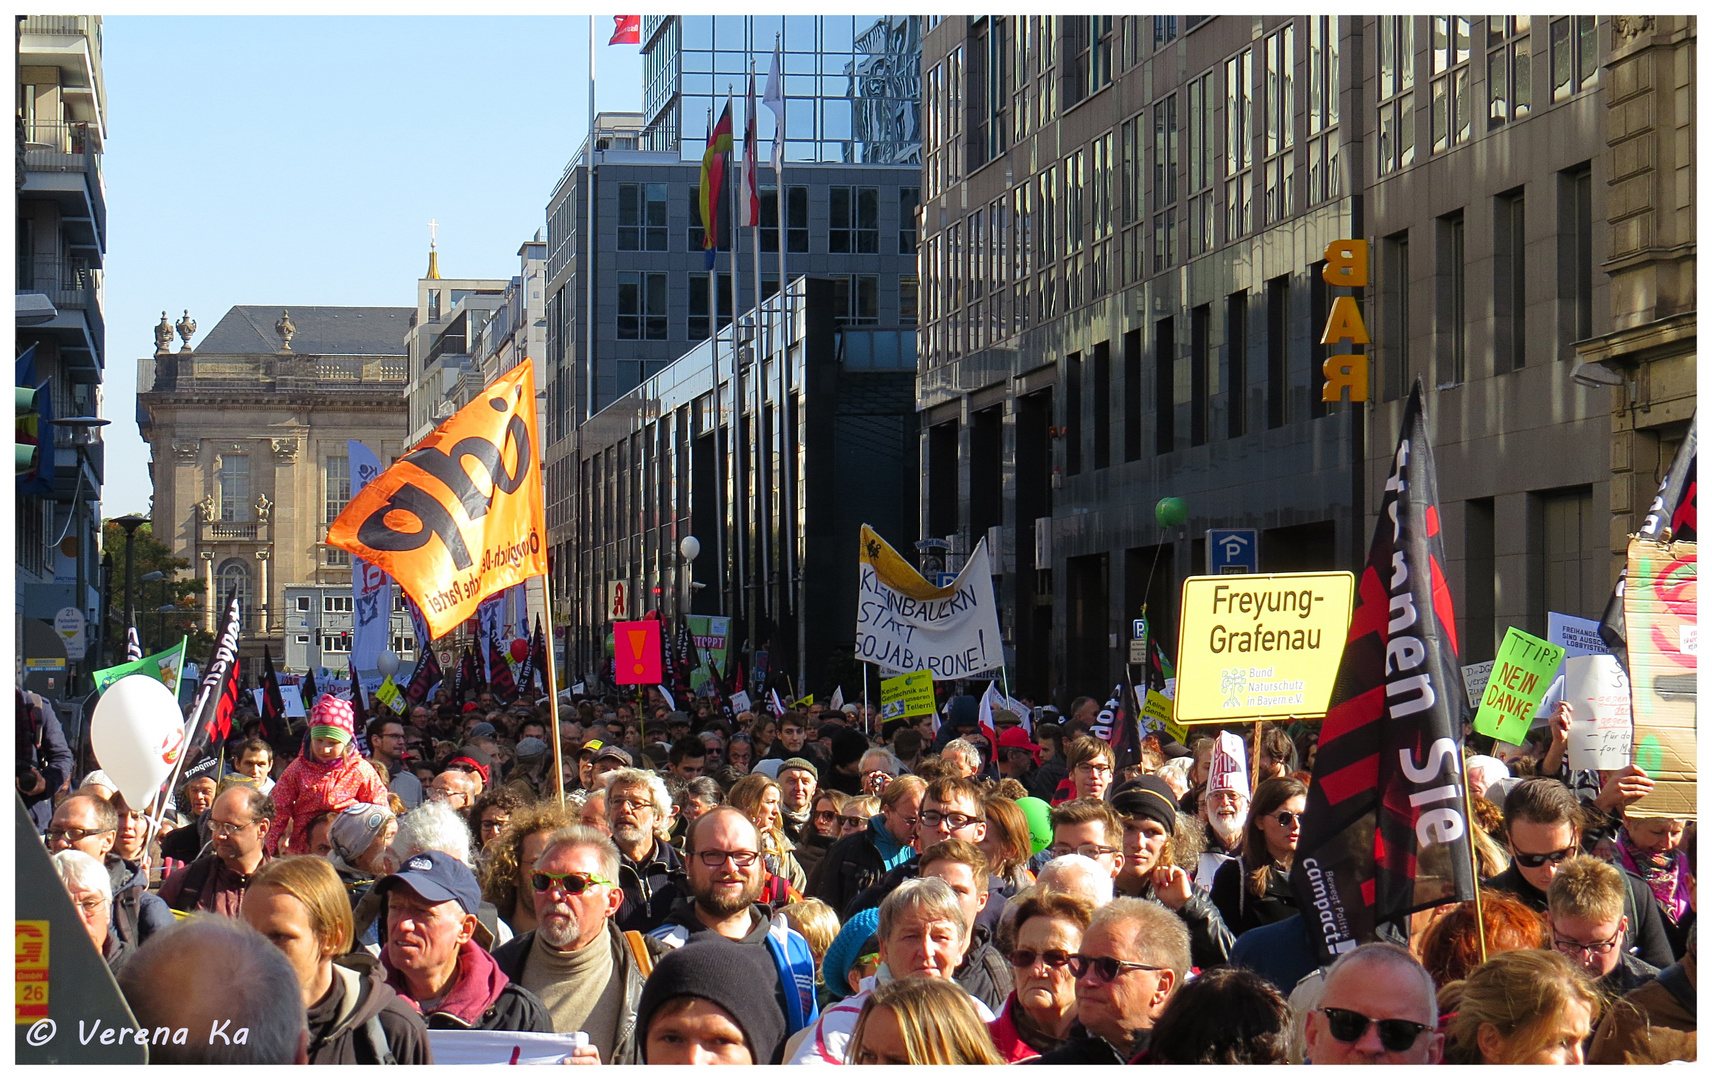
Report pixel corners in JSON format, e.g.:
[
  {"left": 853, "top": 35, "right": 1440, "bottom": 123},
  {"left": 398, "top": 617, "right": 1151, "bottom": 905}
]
[
  {"left": 1131, "top": 619, "right": 1147, "bottom": 640},
  {"left": 1207, "top": 529, "right": 1259, "bottom": 575}
]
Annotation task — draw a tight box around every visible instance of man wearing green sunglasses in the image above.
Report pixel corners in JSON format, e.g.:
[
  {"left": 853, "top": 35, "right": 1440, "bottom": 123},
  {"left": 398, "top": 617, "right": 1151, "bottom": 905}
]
[{"left": 491, "top": 824, "right": 668, "bottom": 1064}]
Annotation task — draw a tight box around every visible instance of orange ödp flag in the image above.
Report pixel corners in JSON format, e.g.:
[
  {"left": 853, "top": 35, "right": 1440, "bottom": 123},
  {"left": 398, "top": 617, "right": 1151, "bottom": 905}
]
[
  {"left": 613, "top": 619, "right": 663, "bottom": 685},
  {"left": 327, "top": 360, "right": 546, "bottom": 641}
]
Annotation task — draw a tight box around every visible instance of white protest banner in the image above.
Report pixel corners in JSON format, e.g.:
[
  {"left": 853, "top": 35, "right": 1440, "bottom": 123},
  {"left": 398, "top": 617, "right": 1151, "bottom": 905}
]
[
  {"left": 282, "top": 682, "right": 306, "bottom": 718},
  {"left": 1563, "top": 653, "right": 1633, "bottom": 772},
  {"left": 1549, "top": 612, "right": 1613, "bottom": 658},
  {"left": 1462, "top": 661, "right": 1495, "bottom": 708},
  {"left": 427, "top": 1029, "right": 586, "bottom": 1065},
  {"left": 855, "top": 524, "right": 1003, "bottom": 678},
  {"left": 730, "top": 690, "right": 753, "bottom": 713}
]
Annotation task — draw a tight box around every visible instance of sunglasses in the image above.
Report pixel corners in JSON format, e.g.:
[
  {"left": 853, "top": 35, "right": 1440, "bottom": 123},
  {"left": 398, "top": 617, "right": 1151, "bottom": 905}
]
[
  {"left": 837, "top": 815, "right": 867, "bottom": 829},
  {"left": 531, "top": 871, "right": 615, "bottom": 895},
  {"left": 1511, "top": 844, "right": 1575, "bottom": 869},
  {"left": 1319, "top": 1007, "right": 1429, "bottom": 1053},
  {"left": 1009, "top": 948, "right": 1073, "bottom": 971},
  {"left": 1275, "top": 810, "right": 1304, "bottom": 828},
  {"left": 1065, "top": 953, "right": 1164, "bottom": 983}
]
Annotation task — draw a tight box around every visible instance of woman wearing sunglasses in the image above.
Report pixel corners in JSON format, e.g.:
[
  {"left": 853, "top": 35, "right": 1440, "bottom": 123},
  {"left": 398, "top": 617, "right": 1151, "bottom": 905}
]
[
  {"left": 1209, "top": 775, "right": 1306, "bottom": 937},
  {"left": 988, "top": 889, "right": 1092, "bottom": 1061}
]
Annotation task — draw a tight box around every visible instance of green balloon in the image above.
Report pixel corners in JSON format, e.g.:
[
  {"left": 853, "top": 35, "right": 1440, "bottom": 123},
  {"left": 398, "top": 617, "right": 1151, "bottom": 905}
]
[
  {"left": 1156, "top": 497, "right": 1189, "bottom": 528},
  {"left": 1015, "top": 797, "right": 1054, "bottom": 854}
]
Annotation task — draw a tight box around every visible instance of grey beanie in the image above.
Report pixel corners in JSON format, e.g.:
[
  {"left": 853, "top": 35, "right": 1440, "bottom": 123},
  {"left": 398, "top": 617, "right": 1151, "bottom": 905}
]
[{"left": 329, "top": 802, "right": 394, "bottom": 865}]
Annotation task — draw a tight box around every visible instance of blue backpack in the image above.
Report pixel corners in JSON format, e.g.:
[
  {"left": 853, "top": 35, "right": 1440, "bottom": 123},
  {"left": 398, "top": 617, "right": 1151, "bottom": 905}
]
[{"left": 649, "top": 918, "right": 820, "bottom": 1034}]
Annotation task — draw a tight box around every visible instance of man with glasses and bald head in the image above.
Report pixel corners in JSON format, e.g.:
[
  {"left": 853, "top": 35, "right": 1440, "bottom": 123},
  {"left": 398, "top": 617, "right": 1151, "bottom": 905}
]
[
  {"left": 159, "top": 785, "right": 274, "bottom": 916},
  {"left": 1029, "top": 897, "right": 1189, "bottom": 1064},
  {"left": 1302, "top": 942, "right": 1443, "bottom": 1064}
]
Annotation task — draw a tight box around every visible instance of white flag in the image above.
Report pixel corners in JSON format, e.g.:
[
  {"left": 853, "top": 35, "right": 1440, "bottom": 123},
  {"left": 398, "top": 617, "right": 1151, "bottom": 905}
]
[
  {"left": 764, "top": 42, "right": 784, "bottom": 173},
  {"left": 829, "top": 686, "right": 844, "bottom": 711},
  {"left": 658, "top": 684, "right": 676, "bottom": 711}
]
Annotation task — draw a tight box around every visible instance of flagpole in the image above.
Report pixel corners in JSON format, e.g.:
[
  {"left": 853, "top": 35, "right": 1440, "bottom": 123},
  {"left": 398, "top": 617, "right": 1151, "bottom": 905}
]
[
  {"left": 767, "top": 33, "right": 800, "bottom": 690},
  {"left": 748, "top": 62, "right": 770, "bottom": 629},
  {"left": 1459, "top": 743, "right": 1489, "bottom": 964},
  {"left": 728, "top": 85, "right": 747, "bottom": 645},
  {"left": 705, "top": 102, "right": 728, "bottom": 626},
  {"left": 539, "top": 569, "right": 568, "bottom": 808}
]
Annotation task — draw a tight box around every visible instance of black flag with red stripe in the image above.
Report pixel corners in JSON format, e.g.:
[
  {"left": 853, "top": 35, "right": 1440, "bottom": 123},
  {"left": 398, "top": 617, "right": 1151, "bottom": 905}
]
[
  {"left": 1291, "top": 381, "right": 1475, "bottom": 962},
  {"left": 405, "top": 645, "right": 442, "bottom": 706},
  {"left": 260, "top": 647, "right": 290, "bottom": 743},
  {"left": 487, "top": 635, "right": 519, "bottom": 704}
]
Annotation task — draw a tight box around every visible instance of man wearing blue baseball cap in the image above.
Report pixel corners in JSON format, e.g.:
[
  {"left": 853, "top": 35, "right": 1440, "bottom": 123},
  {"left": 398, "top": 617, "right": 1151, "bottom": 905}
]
[{"left": 376, "top": 849, "right": 552, "bottom": 1032}]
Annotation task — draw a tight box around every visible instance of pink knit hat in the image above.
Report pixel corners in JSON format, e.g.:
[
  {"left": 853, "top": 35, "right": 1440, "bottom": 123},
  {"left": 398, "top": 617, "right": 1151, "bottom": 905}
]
[{"left": 309, "top": 694, "right": 356, "bottom": 744}]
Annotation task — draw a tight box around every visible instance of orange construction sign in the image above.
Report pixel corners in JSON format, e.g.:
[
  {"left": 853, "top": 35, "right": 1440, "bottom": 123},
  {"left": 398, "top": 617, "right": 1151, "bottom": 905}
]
[{"left": 327, "top": 360, "right": 546, "bottom": 640}]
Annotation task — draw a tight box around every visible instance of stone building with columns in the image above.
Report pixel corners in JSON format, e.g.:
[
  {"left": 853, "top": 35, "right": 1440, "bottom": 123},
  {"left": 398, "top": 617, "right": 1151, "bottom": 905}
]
[{"left": 136, "top": 304, "right": 412, "bottom": 670}]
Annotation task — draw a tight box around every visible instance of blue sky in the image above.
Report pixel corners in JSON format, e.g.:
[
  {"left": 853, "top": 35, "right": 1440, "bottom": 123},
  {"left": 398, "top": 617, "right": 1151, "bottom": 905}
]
[{"left": 99, "top": 15, "right": 646, "bottom": 515}]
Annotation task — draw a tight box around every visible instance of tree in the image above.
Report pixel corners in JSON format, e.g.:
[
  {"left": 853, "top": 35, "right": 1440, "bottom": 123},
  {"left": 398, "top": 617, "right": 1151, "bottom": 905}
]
[{"left": 101, "top": 519, "right": 213, "bottom": 660}]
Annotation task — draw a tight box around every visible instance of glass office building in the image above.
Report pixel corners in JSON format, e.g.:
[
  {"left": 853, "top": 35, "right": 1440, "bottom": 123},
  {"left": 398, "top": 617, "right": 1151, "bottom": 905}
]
[{"left": 640, "top": 15, "right": 921, "bottom": 165}]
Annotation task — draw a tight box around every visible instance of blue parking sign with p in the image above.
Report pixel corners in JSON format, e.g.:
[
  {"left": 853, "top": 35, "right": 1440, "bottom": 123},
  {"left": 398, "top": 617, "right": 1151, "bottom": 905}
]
[{"left": 1208, "top": 529, "right": 1258, "bottom": 575}]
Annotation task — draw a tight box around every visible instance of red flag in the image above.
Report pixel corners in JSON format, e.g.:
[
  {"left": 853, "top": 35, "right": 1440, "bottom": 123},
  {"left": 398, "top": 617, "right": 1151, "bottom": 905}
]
[
  {"left": 487, "top": 635, "right": 519, "bottom": 704},
  {"left": 609, "top": 15, "right": 640, "bottom": 45},
  {"left": 699, "top": 99, "right": 734, "bottom": 256},
  {"left": 1291, "top": 381, "right": 1476, "bottom": 962}
]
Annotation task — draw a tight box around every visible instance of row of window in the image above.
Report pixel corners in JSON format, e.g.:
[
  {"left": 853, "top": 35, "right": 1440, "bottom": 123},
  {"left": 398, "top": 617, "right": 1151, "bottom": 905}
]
[
  {"left": 617, "top": 271, "right": 918, "bottom": 339},
  {"left": 291, "top": 593, "right": 415, "bottom": 614},
  {"left": 310, "top": 634, "right": 416, "bottom": 655},
  {"left": 616, "top": 183, "right": 920, "bottom": 255}
]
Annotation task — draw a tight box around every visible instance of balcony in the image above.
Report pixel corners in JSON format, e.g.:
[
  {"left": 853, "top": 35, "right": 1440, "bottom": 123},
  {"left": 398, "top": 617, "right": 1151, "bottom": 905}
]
[
  {"left": 19, "top": 119, "right": 107, "bottom": 254},
  {"left": 195, "top": 517, "right": 272, "bottom": 545},
  {"left": 18, "top": 255, "right": 105, "bottom": 379}
]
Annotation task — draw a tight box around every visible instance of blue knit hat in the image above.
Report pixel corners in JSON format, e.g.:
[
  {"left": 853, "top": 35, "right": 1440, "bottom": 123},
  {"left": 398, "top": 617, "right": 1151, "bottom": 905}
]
[{"left": 821, "top": 906, "right": 881, "bottom": 1000}]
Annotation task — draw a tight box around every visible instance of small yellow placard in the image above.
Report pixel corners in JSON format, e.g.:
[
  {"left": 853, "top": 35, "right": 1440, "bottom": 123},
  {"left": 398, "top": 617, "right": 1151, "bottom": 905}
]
[{"left": 15, "top": 921, "right": 49, "bottom": 1024}]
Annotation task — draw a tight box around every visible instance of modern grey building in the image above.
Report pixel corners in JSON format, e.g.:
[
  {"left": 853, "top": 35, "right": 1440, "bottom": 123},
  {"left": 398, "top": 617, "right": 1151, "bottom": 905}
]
[
  {"left": 639, "top": 15, "right": 921, "bottom": 165},
  {"left": 281, "top": 584, "right": 416, "bottom": 676},
  {"left": 17, "top": 15, "right": 109, "bottom": 703},
  {"left": 563, "top": 277, "right": 918, "bottom": 691},
  {"left": 918, "top": 16, "right": 1631, "bottom": 705}
]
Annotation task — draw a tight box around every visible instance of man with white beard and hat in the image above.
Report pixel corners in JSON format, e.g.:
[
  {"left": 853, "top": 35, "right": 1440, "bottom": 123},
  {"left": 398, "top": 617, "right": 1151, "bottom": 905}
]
[
  {"left": 490, "top": 825, "right": 669, "bottom": 1063},
  {"left": 1194, "top": 732, "right": 1250, "bottom": 893}
]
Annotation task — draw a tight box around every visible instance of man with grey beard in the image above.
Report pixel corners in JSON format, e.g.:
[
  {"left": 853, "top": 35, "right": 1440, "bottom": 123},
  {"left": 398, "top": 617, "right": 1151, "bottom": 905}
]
[
  {"left": 1196, "top": 786, "right": 1247, "bottom": 892},
  {"left": 491, "top": 825, "right": 668, "bottom": 1064},
  {"left": 603, "top": 768, "right": 684, "bottom": 932}
]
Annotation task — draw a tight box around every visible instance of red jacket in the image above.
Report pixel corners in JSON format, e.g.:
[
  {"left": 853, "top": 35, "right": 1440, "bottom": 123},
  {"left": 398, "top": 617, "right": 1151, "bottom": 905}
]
[
  {"left": 988, "top": 994, "right": 1048, "bottom": 1063},
  {"left": 268, "top": 748, "right": 387, "bottom": 855}
]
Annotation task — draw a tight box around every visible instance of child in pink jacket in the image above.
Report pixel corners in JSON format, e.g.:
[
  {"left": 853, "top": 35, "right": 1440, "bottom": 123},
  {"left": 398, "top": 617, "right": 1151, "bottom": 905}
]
[{"left": 268, "top": 694, "right": 387, "bottom": 855}]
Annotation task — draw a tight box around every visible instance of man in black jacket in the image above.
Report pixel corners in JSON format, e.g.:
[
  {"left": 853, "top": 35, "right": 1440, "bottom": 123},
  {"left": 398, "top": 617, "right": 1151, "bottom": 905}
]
[
  {"left": 1547, "top": 855, "right": 1662, "bottom": 998},
  {"left": 920, "top": 840, "right": 1013, "bottom": 1013},
  {"left": 1028, "top": 898, "right": 1191, "bottom": 1065},
  {"left": 603, "top": 768, "right": 684, "bottom": 933},
  {"left": 17, "top": 688, "right": 73, "bottom": 833}
]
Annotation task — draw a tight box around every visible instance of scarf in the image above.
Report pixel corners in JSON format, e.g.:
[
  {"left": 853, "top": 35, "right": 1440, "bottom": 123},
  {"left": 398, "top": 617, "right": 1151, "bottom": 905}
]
[{"left": 1616, "top": 830, "right": 1692, "bottom": 925}]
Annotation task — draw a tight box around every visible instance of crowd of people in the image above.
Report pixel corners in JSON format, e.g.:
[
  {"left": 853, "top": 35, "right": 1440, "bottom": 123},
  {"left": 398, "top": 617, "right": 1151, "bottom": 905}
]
[{"left": 21, "top": 677, "right": 1697, "bottom": 1065}]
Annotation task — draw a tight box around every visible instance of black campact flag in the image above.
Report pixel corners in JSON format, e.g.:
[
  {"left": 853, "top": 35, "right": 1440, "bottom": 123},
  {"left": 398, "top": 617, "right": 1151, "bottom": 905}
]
[
  {"left": 260, "top": 647, "right": 290, "bottom": 743},
  {"left": 405, "top": 646, "right": 441, "bottom": 707},
  {"left": 183, "top": 595, "right": 242, "bottom": 762},
  {"left": 1599, "top": 410, "right": 1696, "bottom": 654},
  {"left": 1291, "top": 382, "right": 1475, "bottom": 962}
]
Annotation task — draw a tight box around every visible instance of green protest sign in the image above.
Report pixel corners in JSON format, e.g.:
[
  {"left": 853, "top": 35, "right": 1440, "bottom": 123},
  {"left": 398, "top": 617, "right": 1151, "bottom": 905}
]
[
  {"left": 1472, "top": 628, "right": 1565, "bottom": 743},
  {"left": 879, "top": 670, "right": 935, "bottom": 721},
  {"left": 91, "top": 638, "right": 188, "bottom": 697}
]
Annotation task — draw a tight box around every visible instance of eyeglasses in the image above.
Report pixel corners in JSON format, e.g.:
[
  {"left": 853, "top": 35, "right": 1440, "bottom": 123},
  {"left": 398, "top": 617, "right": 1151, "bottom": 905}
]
[
  {"left": 1553, "top": 929, "right": 1622, "bottom": 959},
  {"left": 1076, "top": 763, "right": 1114, "bottom": 776},
  {"left": 1275, "top": 811, "right": 1304, "bottom": 828},
  {"left": 1319, "top": 1007, "right": 1430, "bottom": 1053},
  {"left": 1049, "top": 843, "right": 1119, "bottom": 860},
  {"left": 46, "top": 826, "right": 114, "bottom": 845},
  {"left": 837, "top": 815, "right": 867, "bottom": 829},
  {"left": 531, "top": 871, "right": 616, "bottom": 895},
  {"left": 208, "top": 819, "right": 256, "bottom": 837},
  {"left": 610, "top": 796, "right": 654, "bottom": 814},
  {"left": 1009, "top": 948, "right": 1073, "bottom": 971},
  {"left": 919, "top": 810, "right": 984, "bottom": 831},
  {"left": 692, "top": 849, "right": 761, "bottom": 869},
  {"left": 1511, "top": 844, "right": 1576, "bottom": 869},
  {"left": 1066, "top": 954, "right": 1164, "bottom": 983}
]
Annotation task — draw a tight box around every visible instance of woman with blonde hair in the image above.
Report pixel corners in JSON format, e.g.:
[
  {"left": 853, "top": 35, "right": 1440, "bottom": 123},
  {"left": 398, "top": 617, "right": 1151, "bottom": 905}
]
[
  {"left": 728, "top": 773, "right": 808, "bottom": 892},
  {"left": 980, "top": 794, "right": 1036, "bottom": 892},
  {"left": 1441, "top": 948, "right": 1600, "bottom": 1064},
  {"left": 848, "top": 977, "right": 1006, "bottom": 1065}
]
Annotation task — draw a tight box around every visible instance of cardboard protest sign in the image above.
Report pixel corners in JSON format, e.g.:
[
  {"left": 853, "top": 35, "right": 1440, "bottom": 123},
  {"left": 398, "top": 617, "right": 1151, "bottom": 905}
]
[
  {"left": 1562, "top": 654, "right": 1632, "bottom": 772},
  {"left": 1471, "top": 628, "right": 1564, "bottom": 743},
  {"left": 1207, "top": 731, "right": 1250, "bottom": 800},
  {"left": 1173, "top": 572, "right": 1354, "bottom": 722},
  {"left": 855, "top": 524, "right": 1003, "bottom": 678},
  {"left": 1461, "top": 661, "right": 1494, "bottom": 707},
  {"left": 879, "top": 669, "right": 935, "bottom": 721},
  {"left": 1623, "top": 538, "right": 1696, "bottom": 818},
  {"left": 327, "top": 360, "right": 546, "bottom": 640},
  {"left": 613, "top": 620, "right": 663, "bottom": 685}
]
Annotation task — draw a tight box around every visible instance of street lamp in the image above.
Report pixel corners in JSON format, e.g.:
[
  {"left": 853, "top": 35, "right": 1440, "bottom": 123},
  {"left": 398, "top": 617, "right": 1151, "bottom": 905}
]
[
  {"left": 678, "top": 535, "right": 701, "bottom": 616},
  {"left": 140, "top": 570, "right": 165, "bottom": 651},
  {"left": 113, "top": 514, "right": 148, "bottom": 640}
]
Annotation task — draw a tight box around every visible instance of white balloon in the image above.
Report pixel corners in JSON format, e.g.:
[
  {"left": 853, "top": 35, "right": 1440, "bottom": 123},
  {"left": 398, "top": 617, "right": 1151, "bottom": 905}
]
[
  {"left": 376, "top": 650, "right": 401, "bottom": 678},
  {"left": 90, "top": 674, "right": 188, "bottom": 810}
]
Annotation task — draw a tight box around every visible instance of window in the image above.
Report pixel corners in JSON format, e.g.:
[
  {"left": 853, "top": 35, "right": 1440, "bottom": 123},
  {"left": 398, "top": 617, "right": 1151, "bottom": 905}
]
[
  {"left": 323, "top": 595, "right": 354, "bottom": 613},
  {"left": 1430, "top": 17, "right": 1472, "bottom": 153},
  {"left": 218, "top": 559, "right": 254, "bottom": 629},
  {"left": 1558, "top": 163, "right": 1593, "bottom": 361},
  {"left": 1436, "top": 210, "right": 1466, "bottom": 386},
  {"left": 688, "top": 273, "right": 733, "bottom": 340},
  {"left": 1306, "top": 17, "right": 1342, "bottom": 205},
  {"left": 1227, "top": 291, "right": 1248, "bottom": 436},
  {"left": 899, "top": 187, "right": 920, "bottom": 253},
  {"left": 326, "top": 543, "right": 349, "bottom": 567},
  {"left": 1382, "top": 231, "right": 1412, "bottom": 400},
  {"left": 1122, "top": 329, "right": 1142, "bottom": 462},
  {"left": 218, "top": 455, "right": 250, "bottom": 521},
  {"left": 1550, "top": 16, "right": 1598, "bottom": 101},
  {"left": 428, "top": 289, "right": 441, "bottom": 322},
  {"left": 1155, "top": 317, "right": 1175, "bottom": 454},
  {"left": 1154, "top": 16, "right": 1177, "bottom": 48},
  {"left": 899, "top": 277, "right": 919, "bottom": 325},
  {"left": 1224, "top": 49, "right": 1254, "bottom": 238},
  {"left": 1494, "top": 189, "right": 1527, "bottom": 373},
  {"left": 829, "top": 187, "right": 879, "bottom": 253},
  {"left": 1377, "top": 16, "right": 1417, "bottom": 173},
  {"left": 831, "top": 275, "right": 879, "bottom": 326},
  {"left": 1065, "top": 351, "right": 1083, "bottom": 475},
  {"left": 1539, "top": 486, "right": 1598, "bottom": 620},
  {"left": 759, "top": 186, "right": 808, "bottom": 253},
  {"left": 1121, "top": 114, "right": 1142, "bottom": 281},
  {"left": 1092, "top": 341, "right": 1111, "bottom": 469},
  {"left": 1487, "top": 16, "right": 1532, "bottom": 128},
  {"left": 617, "top": 183, "right": 668, "bottom": 250},
  {"left": 1152, "top": 96, "right": 1179, "bottom": 270},
  {"left": 295, "top": 595, "right": 311, "bottom": 612},
  {"left": 1186, "top": 71, "right": 1216, "bottom": 255},
  {"left": 1190, "top": 305, "right": 1210, "bottom": 446},
  {"left": 1263, "top": 23, "right": 1295, "bottom": 223},
  {"left": 324, "top": 455, "right": 349, "bottom": 524},
  {"left": 617, "top": 272, "right": 668, "bottom": 340},
  {"left": 321, "top": 633, "right": 351, "bottom": 654},
  {"left": 294, "top": 634, "right": 310, "bottom": 645},
  {"left": 1266, "top": 276, "right": 1289, "bottom": 428}
]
